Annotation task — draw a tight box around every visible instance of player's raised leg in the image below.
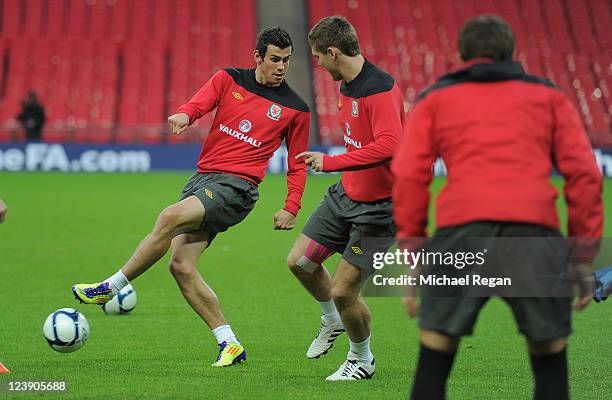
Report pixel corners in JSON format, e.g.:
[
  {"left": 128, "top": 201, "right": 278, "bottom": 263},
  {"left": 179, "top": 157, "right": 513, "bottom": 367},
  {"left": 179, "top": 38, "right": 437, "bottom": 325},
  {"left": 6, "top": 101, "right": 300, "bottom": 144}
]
[
  {"left": 326, "top": 258, "right": 375, "bottom": 381},
  {"left": 287, "top": 234, "right": 345, "bottom": 358},
  {"left": 169, "top": 232, "right": 245, "bottom": 367},
  {"left": 72, "top": 196, "right": 205, "bottom": 304}
]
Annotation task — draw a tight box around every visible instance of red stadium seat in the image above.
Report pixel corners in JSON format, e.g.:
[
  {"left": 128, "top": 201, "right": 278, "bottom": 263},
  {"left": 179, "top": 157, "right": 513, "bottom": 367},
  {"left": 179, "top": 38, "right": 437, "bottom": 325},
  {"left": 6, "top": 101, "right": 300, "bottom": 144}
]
[
  {"left": 0, "top": 0, "right": 607, "bottom": 145},
  {"left": 2, "top": 0, "right": 22, "bottom": 39},
  {"left": 306, "top": 0, "right": 610, "bottom": 146}
]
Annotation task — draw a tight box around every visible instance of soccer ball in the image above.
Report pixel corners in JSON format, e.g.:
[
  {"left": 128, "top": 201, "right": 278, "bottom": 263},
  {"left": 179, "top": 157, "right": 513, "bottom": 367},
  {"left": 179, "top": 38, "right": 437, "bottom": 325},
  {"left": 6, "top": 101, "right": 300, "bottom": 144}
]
[
  {"left": 43, "top": 308, "right": 90, "bottom": 353},
  {"left": 101, "top": 284, "right": 137, "bottom": 315}
]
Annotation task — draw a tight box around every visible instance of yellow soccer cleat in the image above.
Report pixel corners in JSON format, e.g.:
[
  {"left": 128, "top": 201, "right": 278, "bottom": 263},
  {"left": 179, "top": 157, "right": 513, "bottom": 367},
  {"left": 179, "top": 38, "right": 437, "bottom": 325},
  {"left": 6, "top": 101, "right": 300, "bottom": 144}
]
[
  {"left": 71, "top": 282, "right": 113, "bottom": 304},
  {"left": 212, "top": 341, "right": 246, "bottom": 367}
]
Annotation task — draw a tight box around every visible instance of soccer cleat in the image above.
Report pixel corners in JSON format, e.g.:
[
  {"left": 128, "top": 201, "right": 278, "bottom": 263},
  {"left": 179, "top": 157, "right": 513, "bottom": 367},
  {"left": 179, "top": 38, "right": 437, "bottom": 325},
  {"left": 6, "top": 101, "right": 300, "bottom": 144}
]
[
  {"left": 71, "top": 282, "right": 113, "bottom": 304},
  {"left": 306, "top": 317, "right": 345, "bottom": 359},
  {"left": 212, "top": 341, "right": 246, "bottom": 367},
  {"left": 325, "top": 358, "right": 375, "bottom": 381}
]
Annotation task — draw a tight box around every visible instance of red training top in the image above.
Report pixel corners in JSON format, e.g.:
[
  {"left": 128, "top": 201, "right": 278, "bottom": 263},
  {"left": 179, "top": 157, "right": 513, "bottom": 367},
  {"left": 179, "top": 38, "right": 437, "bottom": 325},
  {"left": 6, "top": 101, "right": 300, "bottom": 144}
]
[
  {"left": 323, "top": 60, "right": 405, "bottom": 202},
  {"left": 392, "top": 59, "right": 603, "bottom": 240},
  {"left": 177, "top": 68, "right": 310, "bottom": 216}
]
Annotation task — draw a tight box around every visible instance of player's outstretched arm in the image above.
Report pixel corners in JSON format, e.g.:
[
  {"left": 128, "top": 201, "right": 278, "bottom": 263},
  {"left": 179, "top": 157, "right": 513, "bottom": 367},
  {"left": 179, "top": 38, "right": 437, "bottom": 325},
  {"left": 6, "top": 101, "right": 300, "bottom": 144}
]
[
  {"left": 173, "top": 70, "right": 229, "bottom": 128},
  {"left": 0, "top": 198, "right": 7, "bottom": 223},
  {"left": 167, "top": 113, "right": 190, "bottom": 135}
]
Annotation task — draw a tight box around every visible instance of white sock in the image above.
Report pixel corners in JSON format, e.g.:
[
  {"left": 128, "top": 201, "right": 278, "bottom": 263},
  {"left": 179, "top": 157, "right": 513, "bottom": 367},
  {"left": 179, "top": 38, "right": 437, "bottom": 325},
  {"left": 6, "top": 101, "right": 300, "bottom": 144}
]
[
  {"left": 212, "top": 324, "right": 240, "bottom": 345},
  {"left": 105, "top": 270, "right": 129, "bottom": 296},
  {"left": 348, "top": 336, "right": 374, "bottom": 364},
  {"left": 318, "top": 300, "right": 340, "bottom": 324}
]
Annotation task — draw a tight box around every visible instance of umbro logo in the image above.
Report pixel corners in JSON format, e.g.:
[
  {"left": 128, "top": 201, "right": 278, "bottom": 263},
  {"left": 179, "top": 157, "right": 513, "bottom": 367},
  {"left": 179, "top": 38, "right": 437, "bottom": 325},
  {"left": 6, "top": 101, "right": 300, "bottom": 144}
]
[
  {"left": 205, "top": 189, "right": 213, "bottom": 199},
  {"left": 232, "top": 91, "right": 244, "bottom": 100},
  {"left": 351, "top": 246, "right": 363, "bottom": 255}
]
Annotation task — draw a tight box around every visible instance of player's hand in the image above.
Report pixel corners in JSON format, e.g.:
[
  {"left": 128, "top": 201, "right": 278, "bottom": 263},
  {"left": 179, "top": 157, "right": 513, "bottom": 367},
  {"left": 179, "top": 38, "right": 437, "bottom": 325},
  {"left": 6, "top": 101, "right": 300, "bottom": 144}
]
[
  {"left": 273, "top": 209, "right": 296, "bottom": 230},
  {"left": 296, "top": 151, "right": 324, "bottom": 172},
  {"left": 0, "top": 198, "right": 7, "bottom": 223},
  {"left": 167, "top": 113, "right": 190, "bottom": 135},
  {"left": 403, "top": 297, "right": 419, "bottom": 318},
  {"left": 573, "top": 263, "right": 594, "bottom": 311}
]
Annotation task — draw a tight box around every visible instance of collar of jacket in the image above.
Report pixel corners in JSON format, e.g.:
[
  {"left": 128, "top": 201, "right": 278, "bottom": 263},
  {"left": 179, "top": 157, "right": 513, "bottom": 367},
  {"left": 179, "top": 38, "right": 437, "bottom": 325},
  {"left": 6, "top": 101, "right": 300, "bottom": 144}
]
[{"left": 441, "top": 59, "right": 527, "bottom": 83}]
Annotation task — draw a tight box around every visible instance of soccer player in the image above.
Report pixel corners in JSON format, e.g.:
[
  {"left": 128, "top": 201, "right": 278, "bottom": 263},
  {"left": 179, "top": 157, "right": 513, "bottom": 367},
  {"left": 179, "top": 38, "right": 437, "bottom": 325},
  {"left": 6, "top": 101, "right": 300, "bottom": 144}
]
[
  {"left": 392, "top": 16, "right": 603, "bottom": 400},
  {"left": 0, "top": 198, "right": 7, "bottom": 223},
  {"left": 287, "top": 16, "right": 404, "bottom": 380},
  {"left": 72, "top": 27, "right": 310, "bottom": 367}
]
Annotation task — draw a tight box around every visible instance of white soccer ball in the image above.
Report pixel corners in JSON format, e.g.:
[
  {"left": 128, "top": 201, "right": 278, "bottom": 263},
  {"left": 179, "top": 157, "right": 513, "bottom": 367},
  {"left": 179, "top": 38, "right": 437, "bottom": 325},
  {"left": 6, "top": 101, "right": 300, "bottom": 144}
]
[
  {"left": 43, "top": 308, "right": 90, "bottom": 353},
  {"left": 101, "top": 284, "right": 137, "bottom": 315}
]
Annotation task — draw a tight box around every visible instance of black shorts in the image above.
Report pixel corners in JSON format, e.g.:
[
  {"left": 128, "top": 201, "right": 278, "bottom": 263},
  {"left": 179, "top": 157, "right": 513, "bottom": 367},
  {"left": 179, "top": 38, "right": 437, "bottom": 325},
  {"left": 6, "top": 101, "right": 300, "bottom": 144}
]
[
  {"left": 178, "top": 173, "right": 259, "bottom": 243},
  {"left": 302, "top": 181, "right": 396, "bottom": 271},
  {"left": 419, "top": 221, "right": 572, "bottom": 341}
]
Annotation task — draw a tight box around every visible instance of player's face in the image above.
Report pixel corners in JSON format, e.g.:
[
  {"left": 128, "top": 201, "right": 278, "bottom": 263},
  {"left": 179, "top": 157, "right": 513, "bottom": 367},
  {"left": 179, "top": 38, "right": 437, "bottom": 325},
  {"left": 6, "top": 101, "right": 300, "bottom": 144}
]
[
  {"left": 311, "top": 48, "right": 342, "bottom": 81},
  {"left": 254, "top": 45, "right": 292, "bottom": 87}
]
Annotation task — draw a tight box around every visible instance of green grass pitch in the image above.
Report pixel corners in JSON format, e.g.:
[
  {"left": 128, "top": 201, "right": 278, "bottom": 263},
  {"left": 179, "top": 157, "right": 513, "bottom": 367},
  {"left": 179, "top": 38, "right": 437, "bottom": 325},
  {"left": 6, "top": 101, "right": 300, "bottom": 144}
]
[{"left": 0, "top": 172, "right": 610, "bottom": 399}]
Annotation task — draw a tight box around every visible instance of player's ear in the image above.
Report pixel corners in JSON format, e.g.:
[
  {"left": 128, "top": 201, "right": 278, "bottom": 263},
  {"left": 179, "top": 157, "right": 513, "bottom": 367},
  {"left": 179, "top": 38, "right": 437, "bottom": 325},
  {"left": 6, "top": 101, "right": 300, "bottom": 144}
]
[
  {"left": 253, "top": 49, "right": 262, "bottom": 65},
  {"left": 455, "top": 51, "right": 464, "bottom": 64},
  {"left": 328, "top": 47, "right": 342, "bottom": 62}
]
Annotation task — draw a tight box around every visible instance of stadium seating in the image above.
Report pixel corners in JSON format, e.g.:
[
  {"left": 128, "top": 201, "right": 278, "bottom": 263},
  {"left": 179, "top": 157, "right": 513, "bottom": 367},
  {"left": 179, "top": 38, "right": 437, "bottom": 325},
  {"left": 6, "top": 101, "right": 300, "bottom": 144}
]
[
  {"left": 308, "top": 0, "right": 612, "bottom": 147},
  {"left": 0, "top": 0, "right": 610, "bottom": 147},
  {"left": 0, "top": 0, "right": 255, "bottom": 143}
]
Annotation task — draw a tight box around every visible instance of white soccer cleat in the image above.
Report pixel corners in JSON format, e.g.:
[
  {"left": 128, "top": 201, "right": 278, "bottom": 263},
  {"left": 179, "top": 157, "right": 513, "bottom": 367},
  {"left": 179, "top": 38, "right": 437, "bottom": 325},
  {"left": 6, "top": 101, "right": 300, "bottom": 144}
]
[
  {"left": 325, "top": 358, "right": 376, "bottom": 381},
  {"left": 306, "top": 317, "right": 345, "bottom": 359}
]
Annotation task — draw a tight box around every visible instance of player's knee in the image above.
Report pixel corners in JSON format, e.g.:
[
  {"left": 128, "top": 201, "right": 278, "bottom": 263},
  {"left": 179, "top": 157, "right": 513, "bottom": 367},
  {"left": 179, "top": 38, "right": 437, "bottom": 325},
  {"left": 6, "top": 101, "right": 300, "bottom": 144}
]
[
  {"left": 287, "top": 253, "right": 300, "bottom": 273},
  {"left": 527, "top": 337, "right": 568, "bottom": 355},
  {"left": 288, "top": 253, "right": 321, "bottom": 274},
  {"left": 287, "top": 250, "right": 299, "bottom": 267},
  {"left": 331, "top": 285, "right": 354, "bottom": 310},
  {"left": 155, "top": 206, "right": 183, "bottom": 235},
  {"left": 287, "top": 251, "right": 308, "bottom": 270},
  {"left": 169, "top": 257, "right": 196, "bottom": 280}
]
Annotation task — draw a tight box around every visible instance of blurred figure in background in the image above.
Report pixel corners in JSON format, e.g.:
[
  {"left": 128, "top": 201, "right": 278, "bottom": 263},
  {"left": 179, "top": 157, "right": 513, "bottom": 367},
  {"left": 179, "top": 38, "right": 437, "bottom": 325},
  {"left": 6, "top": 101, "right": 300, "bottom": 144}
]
[{"left": 17, "top": 90, "right": 46, "bottom": 141}]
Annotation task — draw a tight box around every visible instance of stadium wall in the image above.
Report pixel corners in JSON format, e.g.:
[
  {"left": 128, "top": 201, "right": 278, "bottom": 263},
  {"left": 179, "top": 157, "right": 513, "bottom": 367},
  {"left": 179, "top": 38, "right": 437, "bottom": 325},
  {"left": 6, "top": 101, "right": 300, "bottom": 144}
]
[{"left": 0, "top": 143, "right": 611, "bottom": 177}]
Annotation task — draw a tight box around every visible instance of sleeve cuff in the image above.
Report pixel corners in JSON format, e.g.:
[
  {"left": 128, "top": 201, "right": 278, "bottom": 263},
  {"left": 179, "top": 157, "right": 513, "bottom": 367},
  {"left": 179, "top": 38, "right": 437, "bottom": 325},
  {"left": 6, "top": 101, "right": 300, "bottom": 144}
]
[
  {"left": 322, "top": 154, "right": 338, "bottom": 172},
  {"left": 176, "top": 107, "right": 195, "bottom": 125},
  {"left": 284, "top": 200, "right": 300, "bottom": 217}
]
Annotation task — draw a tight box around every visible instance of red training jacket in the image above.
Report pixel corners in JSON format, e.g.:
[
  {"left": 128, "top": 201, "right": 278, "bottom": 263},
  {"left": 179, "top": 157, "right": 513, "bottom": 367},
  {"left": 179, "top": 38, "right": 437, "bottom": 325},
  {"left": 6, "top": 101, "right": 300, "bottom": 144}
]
[
  {"left": 323, "top": 60, "right": 405, "bottom": 202},
  {"left": 177, "top": 68, "right": 310, "bottom": 216},
  {"left": 392, "top": 59, "right": 603, "bottom": 240}
]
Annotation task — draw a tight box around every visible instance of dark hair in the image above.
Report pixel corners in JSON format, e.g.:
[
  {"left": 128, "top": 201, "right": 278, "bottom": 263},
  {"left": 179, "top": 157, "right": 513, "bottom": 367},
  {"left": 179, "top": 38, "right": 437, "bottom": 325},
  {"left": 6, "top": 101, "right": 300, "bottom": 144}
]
[
  {"left": 308, "top": 15, "right": 360, "bottom": 56},
  {"left": 255, "top": 26, "right": 293, "bottom": 58},
  {"left": 458, "top": 15, "right": 515, "bottom": 62}
]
